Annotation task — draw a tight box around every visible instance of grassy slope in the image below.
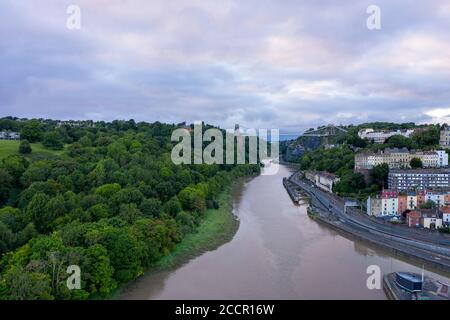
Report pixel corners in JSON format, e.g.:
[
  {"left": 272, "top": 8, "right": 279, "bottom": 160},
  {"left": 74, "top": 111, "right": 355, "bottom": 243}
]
[{"left": 0, "top": 140, "right": 66, "bottom": 160}]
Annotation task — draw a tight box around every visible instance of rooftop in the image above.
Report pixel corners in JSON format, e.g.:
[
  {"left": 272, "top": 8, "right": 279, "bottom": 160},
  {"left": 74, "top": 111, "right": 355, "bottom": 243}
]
[
  {"left": 396, "top": 272, "right": 423, "bottom": 284},
  {"left": 390, "top": 168, "right": 450, "bottom": 174}
]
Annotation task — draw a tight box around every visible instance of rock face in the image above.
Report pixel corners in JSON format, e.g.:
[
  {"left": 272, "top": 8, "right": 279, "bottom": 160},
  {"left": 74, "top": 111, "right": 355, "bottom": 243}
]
[
  {"left": 281, "top": 125, "right": 349, "bottom": 162},
  {"left": 283, "top": 136, "right": 324, "bottom": 162}
]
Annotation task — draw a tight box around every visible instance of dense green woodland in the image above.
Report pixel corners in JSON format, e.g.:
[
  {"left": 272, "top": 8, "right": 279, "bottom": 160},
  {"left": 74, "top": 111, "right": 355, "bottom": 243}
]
[{"left": 0, "top": 118, "right": 260, "bottom": 299}]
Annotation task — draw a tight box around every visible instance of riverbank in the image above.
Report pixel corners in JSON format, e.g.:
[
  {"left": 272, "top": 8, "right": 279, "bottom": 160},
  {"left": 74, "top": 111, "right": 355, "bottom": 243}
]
[
  {"left": 151, "top": 184, "right": 241, "bottom": 271},
  {"left": 115, "top": 177, "right": 249, "bottom": 298}
]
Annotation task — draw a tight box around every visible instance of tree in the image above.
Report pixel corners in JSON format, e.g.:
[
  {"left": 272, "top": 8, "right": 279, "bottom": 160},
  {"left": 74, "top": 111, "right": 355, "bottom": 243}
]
[
  {"left": 0, "top": 169, "right": 13, "bottom": 205},
  {"left": 163, "top": 196, "right": 182, "bottom": 216},
  {"left": 420, "top": 200, "right": 436, "bottom": 209},
  {"left": 334, "top": 172, "right": 366, "bottom": 195},
  {"left": 19, "top": 140, "right": 32, "bottom": 154},
  {"left": 118, "top": 203, "right": 141, "bottom": 224},
  {"left": 95, "top": 183, "right": 121, "bottom": 199},
  {"left": 21, "top": 120, "right": 43, "bottom": 143},
  {"left": 25, "top": 193, "right": 51, "bottom": 233},
  {"left": 412, "top": 125, "right": 440, "bottom": 148},
  {"left": 20, "top": 160, "right": 53, "bottom": 187},
  {"left": 101, "top": 229, "right": 143, "bottom": 283},
  {"left": 2, "top": 155, "right": 29, "bottom": 181},
  {"left": 88, "top": 204, "right": 111, "bottom": 221},
  {"left": 385, "top": 135, "right": 415, "bottom": 149},
  {"left": 4, "top": 267, "right": 54, "bottom": 300},
  {"left": 42, "top": 132, "right": 64, "bottom": 150},
  {"left": 0, "top": 221, "right": 15, "bottom": 256},
  {"left": 410, "top": 157, "right": 423, "bottom": 168},
  {"left": 178, "top": 186, "right": 206, "bottom": 213},
  {"left": 370, "top": 163, "right": 389, "bottom": 188},
  {"left": 139, "top": 198, "right": 162, "bottom": 217},
  {"left": 0, "top": 118, "right": 261, "bottom": 300},
  {"left": 85, "top": 244, "right": 117, "bottom": 296}
]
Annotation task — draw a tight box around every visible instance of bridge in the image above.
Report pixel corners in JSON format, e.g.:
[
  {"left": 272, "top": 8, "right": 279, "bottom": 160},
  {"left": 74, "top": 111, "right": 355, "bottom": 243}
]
[{"left": 302, "top": 124, "right": 348, "bottom": 137}]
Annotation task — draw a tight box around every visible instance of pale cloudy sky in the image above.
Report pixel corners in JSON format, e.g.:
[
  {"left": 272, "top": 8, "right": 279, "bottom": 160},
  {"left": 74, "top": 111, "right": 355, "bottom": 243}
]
[{"left": 0, "top": 0, "right": 449, "bottom": 132}]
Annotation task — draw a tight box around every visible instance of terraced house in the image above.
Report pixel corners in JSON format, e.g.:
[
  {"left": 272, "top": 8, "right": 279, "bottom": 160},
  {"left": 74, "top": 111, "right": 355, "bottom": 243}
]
[
  {"left": 354, "top": 148, "right": 448, "bottom": 170},
  {"left": 440, "top": 124, "right": 450, "bottom": 148}
]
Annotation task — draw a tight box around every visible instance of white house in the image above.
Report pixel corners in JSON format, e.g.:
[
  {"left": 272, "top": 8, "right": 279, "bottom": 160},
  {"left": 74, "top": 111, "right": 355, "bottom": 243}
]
[
  {"left": 0, "top": 131, "right": 20, "bottom": 140},
  {"left": 437, "top": 150, "right": 449, "bottom": 167},
  {"left": 315, "top": 172, "right": 340, "bottom": 193},
  {"left": 441, "top": 207, "right": 450, "bottom": 226},
  {"left": 420, "top": 211, "right": 443, "bottom": 229},
  {"left": 367, "top": 196, "right": 382, "bottom": 217}
]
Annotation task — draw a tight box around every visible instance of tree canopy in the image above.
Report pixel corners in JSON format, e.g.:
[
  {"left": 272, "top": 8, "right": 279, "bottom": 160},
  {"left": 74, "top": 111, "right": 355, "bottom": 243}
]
[{"left": 0, "top": 118, "right": 260, "bottom": 300}]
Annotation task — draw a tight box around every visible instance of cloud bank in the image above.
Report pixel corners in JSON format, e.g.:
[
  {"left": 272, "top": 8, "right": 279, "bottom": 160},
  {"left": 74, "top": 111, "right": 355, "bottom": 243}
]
[{"left": 0, "top": 0, "right": 449, "bottom": 132}]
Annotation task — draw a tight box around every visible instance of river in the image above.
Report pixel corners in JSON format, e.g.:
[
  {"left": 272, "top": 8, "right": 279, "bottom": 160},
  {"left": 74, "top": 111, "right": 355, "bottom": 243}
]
[{"left": 120, "top": 164, "right": 450, "bottom": 299}]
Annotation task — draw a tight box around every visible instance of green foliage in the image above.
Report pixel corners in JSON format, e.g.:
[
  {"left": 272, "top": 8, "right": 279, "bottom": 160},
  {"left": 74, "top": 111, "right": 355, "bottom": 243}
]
[
  {"left": 410, "top": 157, "right": 423, "bottom": 168},
  {"left": 139, "top": 198, "right": 162, "bottom": 217},
  {"left": 42, "top": 132, "right": 64, "bottom": 150},
  {"left": 2, "top": 155, "right": 29, "bottom": 182},
  {"left": 3, "top": 266, "right": 53, "bottom": 300},
  {"left": 21, "top": 120, "right": 43, "bottom": 143},
  {"left": 84, "top": 244, "right": 117, "bottom": 296},
  {"left": 419, "top": 200, "right": 436, "bottom": 209},
  {"left": 163, "top": 197, "right": 182, "bottom": 217},
  {"left": 178, "top": 186, "right": 207, "bottom": 214},
  {"left": 299, "top": 145, "right": 354, "bottom": 173},
  {"left": 0, "top": 169, "right": 13, "bottom": 205},
  {"left": 412, "top": 125, "right": 440, "bottom": 148},
  {"left": 19, "top": 140, "right": 32, "bottom": 154},
  {"left": 95, "top": 183, "right": 121, "bottom": 198},
  {"left": 370, "top": 163, "right": 389, "bottom": 188},
  {"left": 0, "top": 118, "right": 260, "bottom": 300},
  {"left": 333, "top": 171, "right": 366, "bottom": 195}
]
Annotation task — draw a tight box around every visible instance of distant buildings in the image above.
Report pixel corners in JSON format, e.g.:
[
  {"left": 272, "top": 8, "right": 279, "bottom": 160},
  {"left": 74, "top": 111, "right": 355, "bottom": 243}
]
[
  {"left": 358, "top": 128, "right": 415, "bottom": 143},
  {"left": 442, "top": 206, "right": 450, "bottom": 226},
  {"left": 420, "top": 210, "right": 443, "bottom": 229},
  {"left": 56, "top": 120, "right": 95, "bottom": 128},
  {"left": 440, "top": 125, "right": 450, "bottom": 148},
  {"left": 354, "top": 148, "right": 448, "bottom": 170},
  {"left": 405, "top": 210, "right": 443, "bottom": 229},
  {"left": 406, "top": 211, "right": 421, "bottom": 227},
  {"left": 381, "top": 189, "right": 398, "bottom": 216},
  {"left": 304, "top": 170, "right": 340, "bottom": 193},
  {"left": 388, "top": 168, "right": 450, "bottom": 191},
  {"left": 366, "top": 189, "right": 449, "bottom": 218},
  {"left": 367, "top": 195, "right": 382, "bottom": 217},
  {"left": 0, "top": 131, "right": 20, "bottom": 140},
  {"left": 367, "top": 190, "right": 399, "bottom": 217}
]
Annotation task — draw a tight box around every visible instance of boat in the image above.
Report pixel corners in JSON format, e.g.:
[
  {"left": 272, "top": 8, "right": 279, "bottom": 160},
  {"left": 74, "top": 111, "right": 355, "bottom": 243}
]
[{"left": 395, "top": 272, "right": 422, "bottom": 292}]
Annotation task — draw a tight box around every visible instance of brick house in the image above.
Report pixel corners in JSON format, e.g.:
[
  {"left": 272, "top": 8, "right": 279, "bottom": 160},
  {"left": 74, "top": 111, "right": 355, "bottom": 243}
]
[
  {"left": 406, "top": 211, "right": 421, "bottom": 228},
  {"left": 398, "top": 194, "right": 408, "bottom": 213}
]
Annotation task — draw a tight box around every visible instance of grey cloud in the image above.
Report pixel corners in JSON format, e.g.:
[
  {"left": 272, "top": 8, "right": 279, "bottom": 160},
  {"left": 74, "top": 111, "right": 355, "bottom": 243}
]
[{"left": 0, "top": 0, "right": 449, "bottom": 131}]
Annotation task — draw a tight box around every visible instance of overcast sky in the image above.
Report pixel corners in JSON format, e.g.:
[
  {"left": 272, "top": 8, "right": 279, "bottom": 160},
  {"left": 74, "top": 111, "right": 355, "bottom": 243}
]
[{"left": 1, "top": 1, "right": 449, "bottom": 133}]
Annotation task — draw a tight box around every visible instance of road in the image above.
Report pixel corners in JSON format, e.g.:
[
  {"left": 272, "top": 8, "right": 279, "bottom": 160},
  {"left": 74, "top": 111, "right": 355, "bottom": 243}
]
[{"left": 289, "top": 172, "right": 450, "bottom": 270}]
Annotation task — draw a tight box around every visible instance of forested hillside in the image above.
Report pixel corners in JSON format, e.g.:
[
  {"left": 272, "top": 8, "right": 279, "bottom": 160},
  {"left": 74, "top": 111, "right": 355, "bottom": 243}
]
[{"left": 0, "top": 118, "right": 260, "bottom": 299}]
